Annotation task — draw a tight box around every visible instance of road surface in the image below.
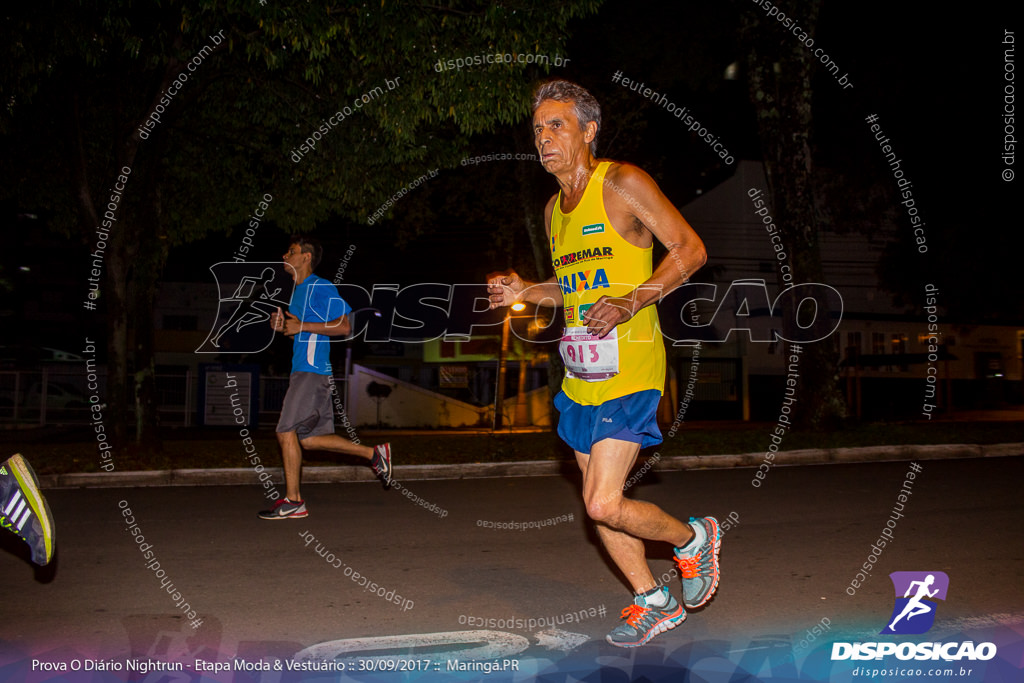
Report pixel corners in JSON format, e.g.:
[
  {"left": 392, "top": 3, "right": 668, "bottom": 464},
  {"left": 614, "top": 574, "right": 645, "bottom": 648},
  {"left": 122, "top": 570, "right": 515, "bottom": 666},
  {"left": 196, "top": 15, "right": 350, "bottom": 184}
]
[{"left": 1, "top": 455, "right": 1022, "bottom": 682}]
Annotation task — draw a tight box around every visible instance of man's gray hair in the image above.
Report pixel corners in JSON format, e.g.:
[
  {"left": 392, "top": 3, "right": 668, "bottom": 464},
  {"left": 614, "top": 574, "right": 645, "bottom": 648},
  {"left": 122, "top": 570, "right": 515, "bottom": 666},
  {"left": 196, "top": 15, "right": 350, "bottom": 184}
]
[{"left": 532, "top": 79, "right": 601, "bottom": 155}]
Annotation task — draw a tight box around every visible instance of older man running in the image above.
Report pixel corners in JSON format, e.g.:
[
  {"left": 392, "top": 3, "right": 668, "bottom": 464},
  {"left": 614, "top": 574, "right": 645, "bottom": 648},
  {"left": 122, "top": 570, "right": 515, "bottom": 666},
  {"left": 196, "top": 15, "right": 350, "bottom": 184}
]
[{"left": 488, "top": 79, "right": 718, "bottom": 647}]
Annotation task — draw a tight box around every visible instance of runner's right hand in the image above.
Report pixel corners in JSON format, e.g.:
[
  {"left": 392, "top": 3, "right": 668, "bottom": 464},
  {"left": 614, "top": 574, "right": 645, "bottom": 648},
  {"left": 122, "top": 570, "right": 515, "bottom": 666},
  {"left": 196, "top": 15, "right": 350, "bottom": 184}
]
[{"left": 486, "top": 271, "right": 524, "bottom": 309}]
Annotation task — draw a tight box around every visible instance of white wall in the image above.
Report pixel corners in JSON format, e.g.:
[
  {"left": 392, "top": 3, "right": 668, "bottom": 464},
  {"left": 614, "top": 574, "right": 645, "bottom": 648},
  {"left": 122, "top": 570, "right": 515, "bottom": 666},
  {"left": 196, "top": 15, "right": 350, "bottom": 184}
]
[{"left": 346, "top": 364, "right": 553, "bottom": 428}]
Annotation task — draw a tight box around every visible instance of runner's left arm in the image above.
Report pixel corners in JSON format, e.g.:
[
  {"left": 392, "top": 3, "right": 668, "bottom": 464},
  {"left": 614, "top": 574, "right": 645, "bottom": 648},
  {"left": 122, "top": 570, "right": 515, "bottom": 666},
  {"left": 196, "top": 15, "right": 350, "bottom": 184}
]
[{"left": 581, "top": 164, "right": 706, "bottom": 337}]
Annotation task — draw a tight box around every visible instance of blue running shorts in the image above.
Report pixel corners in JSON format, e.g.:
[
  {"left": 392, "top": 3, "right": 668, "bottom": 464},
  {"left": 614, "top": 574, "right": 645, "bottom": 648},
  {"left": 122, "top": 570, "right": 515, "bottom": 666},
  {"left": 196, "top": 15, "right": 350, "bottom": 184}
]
[{"left": 554, "top": 389, "right": 663, "bottom": 455}]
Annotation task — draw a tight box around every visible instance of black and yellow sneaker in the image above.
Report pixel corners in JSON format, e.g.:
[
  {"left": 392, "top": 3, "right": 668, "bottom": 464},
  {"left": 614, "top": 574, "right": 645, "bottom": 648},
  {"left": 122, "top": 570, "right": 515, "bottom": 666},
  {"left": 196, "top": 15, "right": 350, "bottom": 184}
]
[{"left": 0, "top": 454, "right": 55, "bottom": 566}]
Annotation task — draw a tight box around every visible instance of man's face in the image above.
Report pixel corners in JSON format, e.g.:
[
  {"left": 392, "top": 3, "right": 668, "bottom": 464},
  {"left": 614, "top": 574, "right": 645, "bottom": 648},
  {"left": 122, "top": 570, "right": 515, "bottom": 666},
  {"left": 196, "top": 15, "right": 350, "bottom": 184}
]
[
  {"left": 282, "top": 243, "right": 308, "bottom": 280},
  {"left": 533, "top": 99, "right": 594, "bottom": 174}
]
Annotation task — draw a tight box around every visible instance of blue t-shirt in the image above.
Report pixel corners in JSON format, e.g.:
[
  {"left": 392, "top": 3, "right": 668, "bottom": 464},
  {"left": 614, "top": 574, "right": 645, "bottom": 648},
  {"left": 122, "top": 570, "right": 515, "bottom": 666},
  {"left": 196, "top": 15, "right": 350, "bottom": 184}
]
[{"left": 289, "top": 274, "right": 351, "bottom": 374}]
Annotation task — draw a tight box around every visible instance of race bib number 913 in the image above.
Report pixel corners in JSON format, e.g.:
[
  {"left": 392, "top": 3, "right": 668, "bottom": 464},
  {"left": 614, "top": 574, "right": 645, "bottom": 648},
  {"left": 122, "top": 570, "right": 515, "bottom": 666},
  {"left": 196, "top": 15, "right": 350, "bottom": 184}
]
[{"left": 559, "top": 327, "right": 619, "bottom": 381}]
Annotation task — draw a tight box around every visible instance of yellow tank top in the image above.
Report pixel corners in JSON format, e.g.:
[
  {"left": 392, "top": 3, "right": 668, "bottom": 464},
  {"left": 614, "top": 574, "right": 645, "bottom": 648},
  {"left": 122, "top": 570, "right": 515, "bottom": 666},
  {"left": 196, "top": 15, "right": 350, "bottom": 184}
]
[{"left": 551, "top": 161, "right": 666, "bottom": 405}]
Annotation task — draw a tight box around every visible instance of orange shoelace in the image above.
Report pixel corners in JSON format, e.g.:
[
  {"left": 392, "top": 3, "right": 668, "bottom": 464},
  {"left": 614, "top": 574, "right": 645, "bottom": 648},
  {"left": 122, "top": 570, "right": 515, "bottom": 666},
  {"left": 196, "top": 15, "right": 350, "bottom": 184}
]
[
  {"left": 675, "top": 553, "right": 702, "bottom": 579},
  {"left": 619, "top": 603, "right": 651, "bottom": 627}
]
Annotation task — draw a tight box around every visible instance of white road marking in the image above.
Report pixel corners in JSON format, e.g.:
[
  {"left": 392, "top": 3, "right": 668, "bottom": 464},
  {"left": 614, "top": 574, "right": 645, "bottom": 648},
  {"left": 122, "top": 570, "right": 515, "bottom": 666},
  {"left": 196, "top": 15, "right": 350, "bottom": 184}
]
[{"left": 534, "top": 629, "right": 589, "bottom": 652}]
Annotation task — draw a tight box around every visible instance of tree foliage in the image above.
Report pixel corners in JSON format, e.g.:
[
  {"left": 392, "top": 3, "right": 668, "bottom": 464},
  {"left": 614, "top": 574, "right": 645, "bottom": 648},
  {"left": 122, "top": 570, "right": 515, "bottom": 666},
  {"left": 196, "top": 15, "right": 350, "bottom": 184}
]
[{"left": 0, "top": 0, "right": 601, "bottom": 445}]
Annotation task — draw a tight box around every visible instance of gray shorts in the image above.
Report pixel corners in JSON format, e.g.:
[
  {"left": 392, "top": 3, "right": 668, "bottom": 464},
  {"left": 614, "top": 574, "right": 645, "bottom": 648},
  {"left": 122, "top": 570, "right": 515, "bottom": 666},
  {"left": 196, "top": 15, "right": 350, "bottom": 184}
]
[{"left": 276, "top": 371, "right": 336, "bottom": 439}]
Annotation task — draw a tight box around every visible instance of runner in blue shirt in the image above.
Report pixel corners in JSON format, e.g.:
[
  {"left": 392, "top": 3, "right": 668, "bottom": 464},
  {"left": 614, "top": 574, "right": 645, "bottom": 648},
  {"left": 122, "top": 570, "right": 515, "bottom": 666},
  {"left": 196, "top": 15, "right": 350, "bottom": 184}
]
[{"left": 259, "top": 236, "right": 392, "bottom": 520}]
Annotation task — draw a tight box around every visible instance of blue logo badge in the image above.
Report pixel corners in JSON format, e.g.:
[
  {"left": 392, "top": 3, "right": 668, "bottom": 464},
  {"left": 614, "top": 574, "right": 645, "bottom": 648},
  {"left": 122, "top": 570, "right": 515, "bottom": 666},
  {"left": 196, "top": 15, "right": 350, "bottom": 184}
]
[{"left": 881, "top": 571, "right": 949, "bottom": 634}]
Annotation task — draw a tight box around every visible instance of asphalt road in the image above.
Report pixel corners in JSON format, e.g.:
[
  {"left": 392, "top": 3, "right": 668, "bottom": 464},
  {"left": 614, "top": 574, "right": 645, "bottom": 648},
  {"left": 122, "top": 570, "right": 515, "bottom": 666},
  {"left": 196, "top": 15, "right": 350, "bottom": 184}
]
[{"left": 1, "top": 455, "right": 1022, "bottom": 682}]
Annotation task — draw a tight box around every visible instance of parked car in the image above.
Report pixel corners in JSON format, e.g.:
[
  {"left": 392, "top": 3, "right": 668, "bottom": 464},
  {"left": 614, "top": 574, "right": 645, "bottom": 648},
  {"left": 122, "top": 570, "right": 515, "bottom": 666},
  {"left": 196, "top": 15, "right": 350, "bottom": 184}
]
[{"left": 0, "top": 380, "right": 93, "bottom": 419}]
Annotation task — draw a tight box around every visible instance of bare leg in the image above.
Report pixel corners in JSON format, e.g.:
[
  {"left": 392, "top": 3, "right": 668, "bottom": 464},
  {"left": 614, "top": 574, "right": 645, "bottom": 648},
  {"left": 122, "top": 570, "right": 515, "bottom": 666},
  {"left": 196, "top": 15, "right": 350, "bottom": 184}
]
[
  {"left": 299, "top": 434, "right": 374, "bottom": 460},
  {"left": 578, "top": 438, "right": 695, "bottom": 594},
  {"left": 277, "top": 430, "right": 304, "bottom": 501}
]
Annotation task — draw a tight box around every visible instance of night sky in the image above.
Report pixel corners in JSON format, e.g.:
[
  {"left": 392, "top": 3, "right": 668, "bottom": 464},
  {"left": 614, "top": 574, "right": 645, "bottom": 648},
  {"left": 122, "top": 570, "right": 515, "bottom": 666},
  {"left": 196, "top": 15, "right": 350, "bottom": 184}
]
[
  {"left": 1, "top": 2, "right": 1017, "bottom": 348},
  {"left": 177, "top": 3, "right": 1017, "bottom": 313}
]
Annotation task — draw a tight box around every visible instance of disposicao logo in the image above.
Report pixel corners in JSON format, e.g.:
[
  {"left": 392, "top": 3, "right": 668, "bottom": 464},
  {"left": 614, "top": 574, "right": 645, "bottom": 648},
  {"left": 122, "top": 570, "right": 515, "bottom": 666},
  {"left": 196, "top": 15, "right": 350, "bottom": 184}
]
[
  {"left": 831, "top": 570, "right": 997, "bottom": 663},
  {"left": 882, "top": 571, "right": 948, "bottom": 635}
]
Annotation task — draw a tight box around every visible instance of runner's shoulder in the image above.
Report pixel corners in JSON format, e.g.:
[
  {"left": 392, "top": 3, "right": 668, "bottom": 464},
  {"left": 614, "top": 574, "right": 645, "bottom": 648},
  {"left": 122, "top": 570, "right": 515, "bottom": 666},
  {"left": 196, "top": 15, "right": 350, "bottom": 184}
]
[
  {"left": 603, "top": 160, "right": 655, "bottom": 192},
  {"left": 601, "top": 161, "right": 662, "bottom": 232}
]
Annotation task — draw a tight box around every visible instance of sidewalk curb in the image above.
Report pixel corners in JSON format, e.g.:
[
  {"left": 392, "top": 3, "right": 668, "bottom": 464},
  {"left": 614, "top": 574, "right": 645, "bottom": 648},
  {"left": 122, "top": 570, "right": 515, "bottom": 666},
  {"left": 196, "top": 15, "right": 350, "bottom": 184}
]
[
  {"left": 655, "top": 442, "right": 1024, "bottom": 470},
  {"left": 37, "top": 442, "right": 1024, "bottom": 490}
]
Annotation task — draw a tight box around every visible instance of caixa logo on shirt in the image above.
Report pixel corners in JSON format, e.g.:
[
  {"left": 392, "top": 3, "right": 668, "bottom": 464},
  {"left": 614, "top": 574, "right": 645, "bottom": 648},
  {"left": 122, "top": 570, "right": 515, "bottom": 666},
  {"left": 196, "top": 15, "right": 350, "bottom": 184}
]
[
  {"left": 831, "top": 571, "right": 997, "bottom": 663},
  {"left": 198, "top": 263, "right": 844, "bottom": 352},
  {"left": 559, "top": 268, "right": 610, "bottom": 294}
]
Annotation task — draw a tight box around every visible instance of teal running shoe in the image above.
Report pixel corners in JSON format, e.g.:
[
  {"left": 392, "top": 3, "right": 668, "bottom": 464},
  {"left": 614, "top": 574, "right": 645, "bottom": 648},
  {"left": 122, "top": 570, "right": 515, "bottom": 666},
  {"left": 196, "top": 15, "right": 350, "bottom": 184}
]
[
  {"left": 675, "top": 516, "right": 722, "bottom": 609},
  {"left": 606, "top": 587, "right": 685, "bottom": 648}
]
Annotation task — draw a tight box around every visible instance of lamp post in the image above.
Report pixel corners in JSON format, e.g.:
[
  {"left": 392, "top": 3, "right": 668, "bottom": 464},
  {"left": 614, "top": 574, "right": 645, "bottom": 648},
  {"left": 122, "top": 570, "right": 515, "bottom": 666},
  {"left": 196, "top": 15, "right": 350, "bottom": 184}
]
[
  {"left": 514, "top": 354, "right": 530, "bottom": 427},
  {"left": 493, "top": 302, "right": 525, "bottom": 430}
]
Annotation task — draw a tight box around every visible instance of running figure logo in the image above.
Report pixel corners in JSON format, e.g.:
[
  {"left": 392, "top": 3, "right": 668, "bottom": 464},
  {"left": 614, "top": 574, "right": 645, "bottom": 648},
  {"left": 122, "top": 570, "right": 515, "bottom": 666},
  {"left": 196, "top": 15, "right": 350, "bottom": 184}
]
[
  {"left": 196, "top": 262, "right": 294, "bottom": 353},
  {"left": 881, "top": 571, "right": 949, "bottom": 635}
]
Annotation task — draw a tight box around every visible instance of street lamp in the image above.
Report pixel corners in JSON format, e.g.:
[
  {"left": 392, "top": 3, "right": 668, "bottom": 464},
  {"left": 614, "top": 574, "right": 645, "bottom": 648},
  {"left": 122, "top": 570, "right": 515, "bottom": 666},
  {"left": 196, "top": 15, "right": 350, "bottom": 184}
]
[{"left": 493, "top": 302, "right": 526, "bottom": 430}]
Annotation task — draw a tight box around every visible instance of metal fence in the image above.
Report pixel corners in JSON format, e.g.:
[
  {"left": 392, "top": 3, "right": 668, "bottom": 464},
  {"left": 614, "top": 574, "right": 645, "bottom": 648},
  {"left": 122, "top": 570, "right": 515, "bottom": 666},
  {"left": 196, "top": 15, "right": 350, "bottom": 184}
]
[{"left": 0, "top": 369, "right": 325, "bottom": 428}]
